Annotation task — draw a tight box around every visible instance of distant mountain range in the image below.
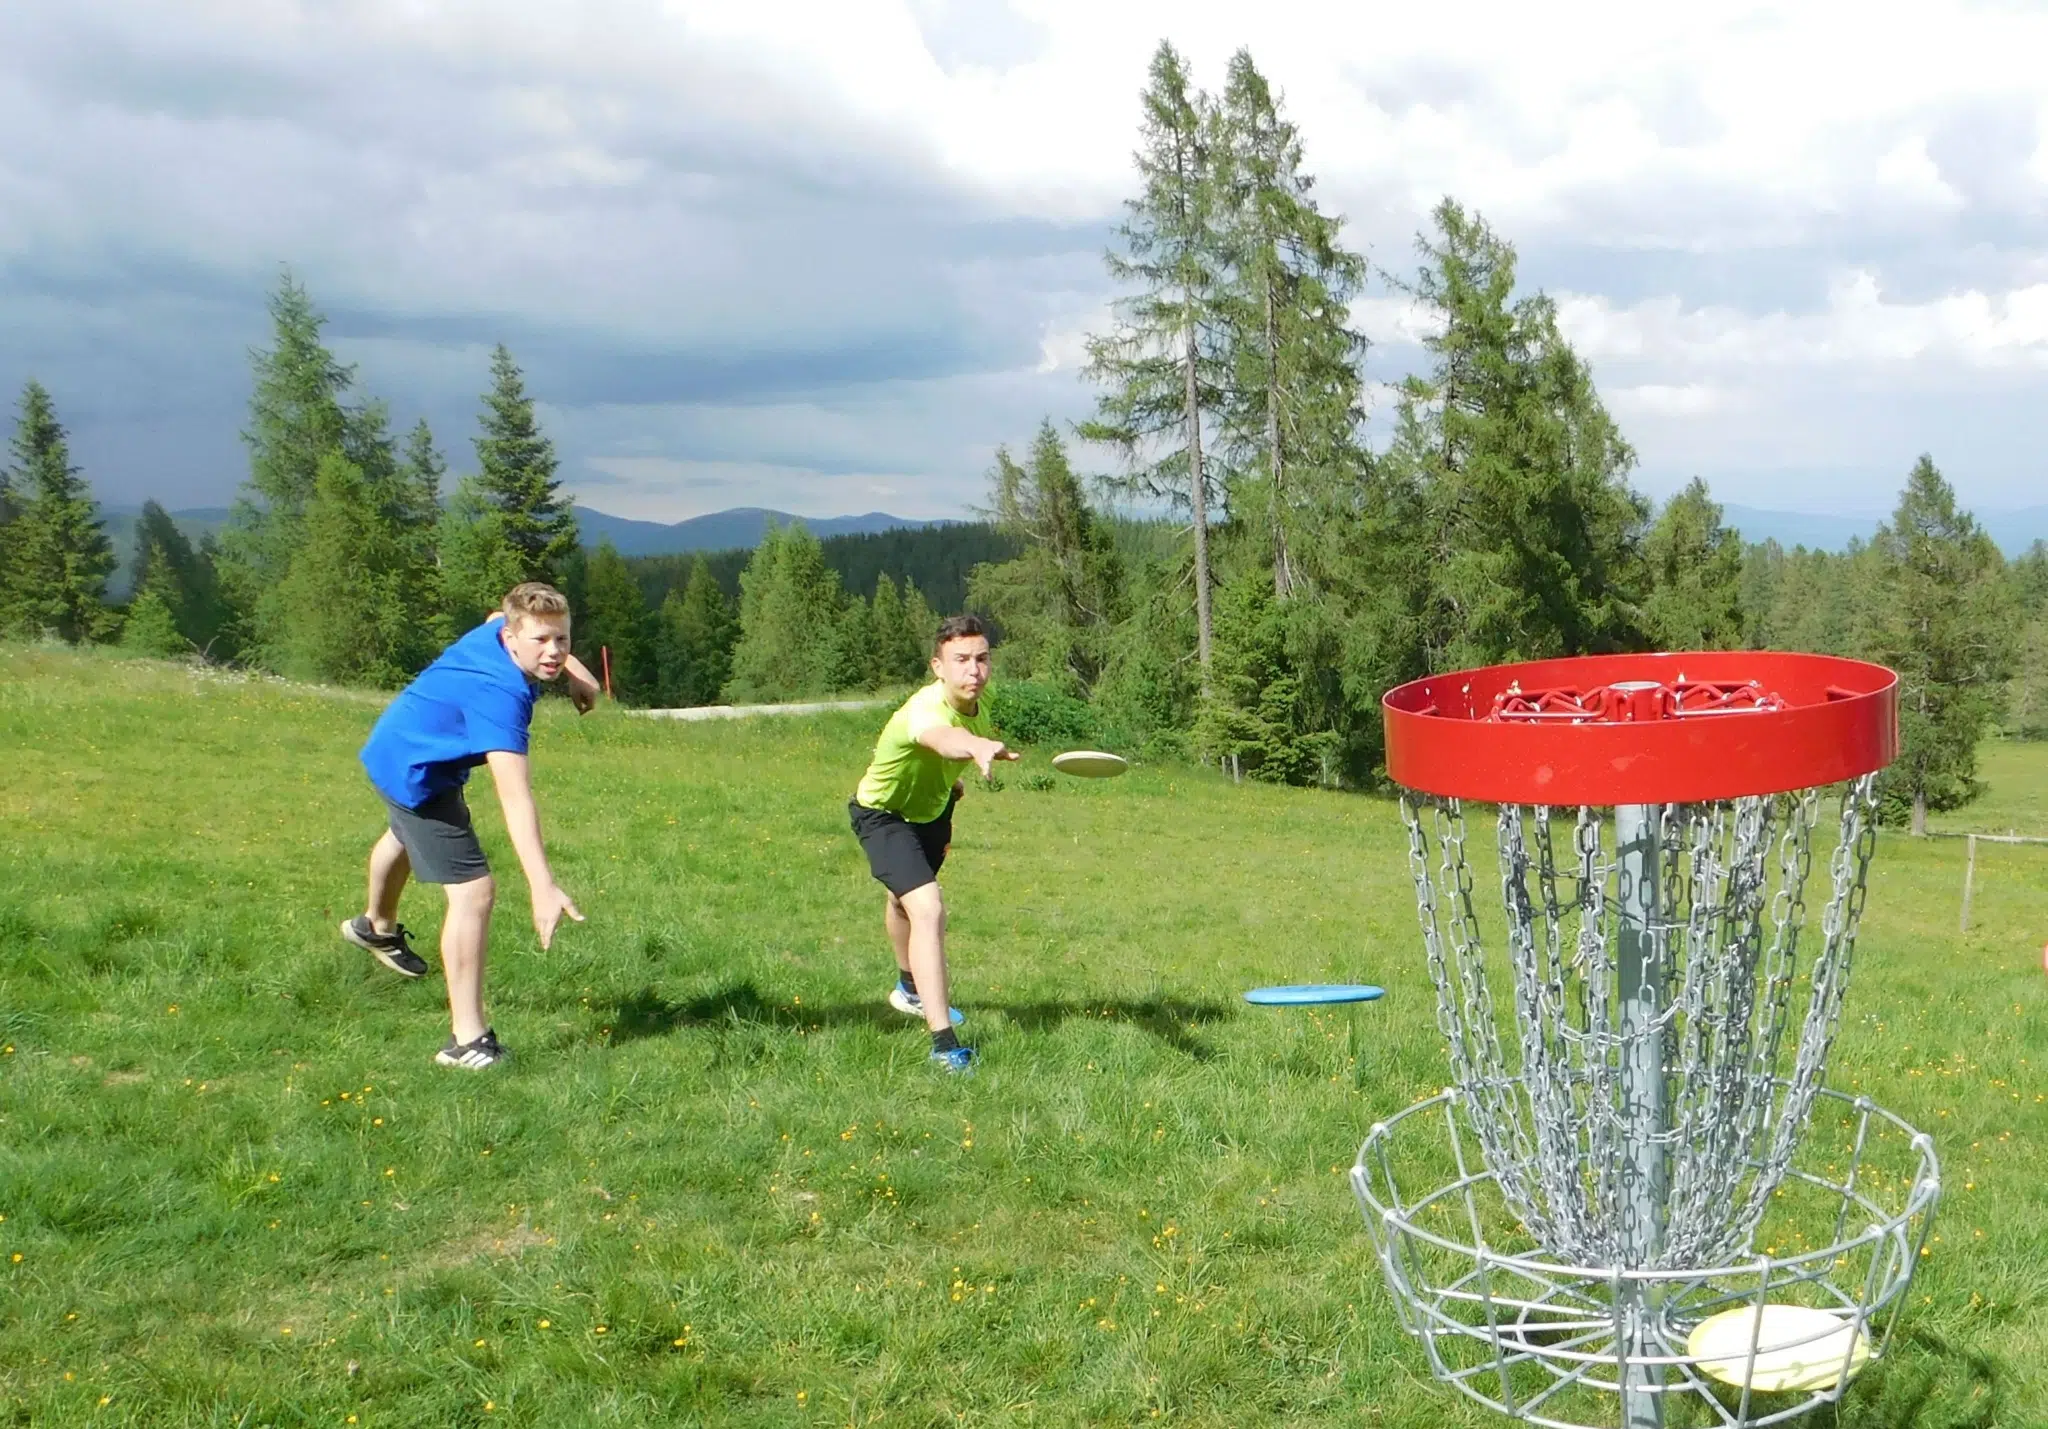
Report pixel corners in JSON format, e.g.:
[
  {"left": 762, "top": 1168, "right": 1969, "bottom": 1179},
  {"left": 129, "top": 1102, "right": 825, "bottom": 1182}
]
[
  {"left": 570, "top": 505, "right": 953, "bottom": 556},
  {"left": 91, "top": 499, "right": 2048, "bottom": 584},
  {"left": 93, "top": 504, "right": 951, "bottom": 591},
  {"left": 1719, "top": 503, "right": 2047, "bottom": 556}
]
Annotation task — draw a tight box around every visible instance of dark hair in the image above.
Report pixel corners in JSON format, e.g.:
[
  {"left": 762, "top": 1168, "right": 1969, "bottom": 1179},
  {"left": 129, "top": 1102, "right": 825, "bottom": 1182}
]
[{"left": 932, "top": 613, "right": 990, "bottom": 655}]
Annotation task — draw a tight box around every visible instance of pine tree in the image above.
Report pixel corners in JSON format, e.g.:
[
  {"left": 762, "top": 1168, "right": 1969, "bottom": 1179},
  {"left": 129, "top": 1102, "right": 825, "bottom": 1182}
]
[
  {"left": 3, "top": 380, "right": 116, "bottom": 642},
  {"left": 830, "top": 594, "right": 879, "bottom": 693},
  {"left": 218, "top": 272, "right": 353, "bottom": 660},
  {"left": 1385, "top": 199, "right": 1648, "bottom": 670},
  {"left": 1863, "top": 456, "right": 2017, "bottom": 831},
  {"left": 725, "top": 523, "right": 847, "bottom": 702},
  {"left": 473, "top": 345, "right": 576, "bottom": 582},
  {"left": 968, "top": 422, "right": 1124, "bottom": 693},
  {"left": 274, "top": 451, "right": 412, "bottom": 686},
  {"left": 578, "top": 540, "right": 652, "bottom": 702},
  {"left": 1080, "top": 40, "right": 1226, "bottom": 686},
  {"left": 1642, "top": 478, "right": 1744, "bottom": 650},
  {"left": 1193, "top": 571, "right": 1340, "bottom": 784},
  {"left": 128, "top": 500, "right": 227, "bottom": 653},
  {"left": 1210, "top": 48, "right": 1369, "bottom": 600},
  {"left": 120, "top": 589, "right": 187, "bottom": 657},
  {"left": 2007, "top": 541, "right": 2048, "bottom": 739},
  {"left": 436, "top": 476, "right": 529, "bottom": 632},
  {"left": 866, "top": 572, "right": 936, "bottom": 686},
  {"left": 653, "top": 555, "right": 737, "bottom": 706}
]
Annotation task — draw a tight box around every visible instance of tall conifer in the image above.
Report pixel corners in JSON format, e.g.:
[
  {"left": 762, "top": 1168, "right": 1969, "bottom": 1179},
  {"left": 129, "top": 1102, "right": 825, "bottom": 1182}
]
[
  {"left": 3, "top": 381, "right": 116, "bottom": 643},
  {"left": 1210, "top": 49, "right": 1369, "bottom": 600},
  {"left": 473, "top": 345, "right": 576, "bottom": 582},
  {"left": 1081, "top": 41, "right": 1225, "bottom": 685},
  {"left": 1863, "top": 456, "right": 2016, "bottom": 830}
]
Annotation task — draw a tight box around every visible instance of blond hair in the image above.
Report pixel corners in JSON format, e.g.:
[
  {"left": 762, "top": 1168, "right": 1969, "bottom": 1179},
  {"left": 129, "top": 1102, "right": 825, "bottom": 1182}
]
[{"left": 501, "top": 582, "right": 570, "bottom": 623}]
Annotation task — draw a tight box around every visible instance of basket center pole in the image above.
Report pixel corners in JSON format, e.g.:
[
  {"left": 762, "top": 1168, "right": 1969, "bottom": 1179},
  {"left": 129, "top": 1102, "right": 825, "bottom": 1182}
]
[{"left": 1616, "top": 799, "right": 1670, "bottom": 1428}]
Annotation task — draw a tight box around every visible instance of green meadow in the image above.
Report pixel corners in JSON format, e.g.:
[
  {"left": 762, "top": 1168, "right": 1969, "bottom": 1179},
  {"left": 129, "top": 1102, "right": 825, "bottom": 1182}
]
[{"left": 3, "top": 648, "right": 2044, "bottom": 1428}]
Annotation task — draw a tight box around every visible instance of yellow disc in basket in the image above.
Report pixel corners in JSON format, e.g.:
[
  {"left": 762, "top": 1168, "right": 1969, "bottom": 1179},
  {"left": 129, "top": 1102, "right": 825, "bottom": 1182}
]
[{"left": 1686, "top": 1304, "right": 1870, "bottom": 1392}]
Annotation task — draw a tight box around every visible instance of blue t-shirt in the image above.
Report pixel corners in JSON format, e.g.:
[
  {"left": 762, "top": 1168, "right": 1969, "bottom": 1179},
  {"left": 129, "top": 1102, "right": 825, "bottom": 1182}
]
[{"left": 360, "top": 619, "right": 540, "bottom": 809}]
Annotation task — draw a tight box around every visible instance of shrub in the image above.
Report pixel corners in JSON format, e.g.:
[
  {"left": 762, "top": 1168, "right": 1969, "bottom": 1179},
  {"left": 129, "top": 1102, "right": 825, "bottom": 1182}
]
[{"left": 986, "top": 678, "right": 1100, "bottom": 748}]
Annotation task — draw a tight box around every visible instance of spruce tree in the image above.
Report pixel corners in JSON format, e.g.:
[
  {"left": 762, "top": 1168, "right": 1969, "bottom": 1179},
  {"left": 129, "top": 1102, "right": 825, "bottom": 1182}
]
[
  {"left": 1385, "top": 199, "right": 1648, "bottom": 670},
  {"left": 1642, "top": 478, "right": 1744, "bottom": 650},
  {"left": 128, "top": 500, "right": 226, "bottom": 653},
  {"left": 653, "top": 555, "right": 737, "bottom": 706},
  {"left": 1862, "top": 456, "right": 2017, "bottom": 831},
  {"left": 831, "top": 593, "right": 879, "bottom": 693},
  {"left": 120, "top": 589, "right": 187, "bottom": 657},
  {"left": 1210, "top": 48, "right": 1369, "bottom": 599},
  {"left": 1193, "top": 570, "right": 1339, "bottom": 784},
  {"left": 967, "top": 422, "right": 1123, "bottom": 693},
  {"left": 2008, "top": 541, "right": 2048, "bottom": 739},
  {"left": 3, "top": 380, "right": 116, "bottom": 643},
  {"left": 219, "top": 272, "right": 353, "bottom": 659},
  {"left": 473, "top": 345, "right": 576, "bottom": 582},
  {"left": 578, "top": 540, "right": 652, "bottom": 701},
  {"left": 867, "top": 572, "right": 936, "bottom": 686},
  {"left": 726, "top": 523, "right": 846, "bottom": 701},
  {"left": 1081, "top": 40, "right": 1226, "bottom": 684},
  {"left": 274, "top": 451, "right": 412, "bottom": 686},
  {"left": 437, "top": 476, "right": 528, "bottom": 631}
]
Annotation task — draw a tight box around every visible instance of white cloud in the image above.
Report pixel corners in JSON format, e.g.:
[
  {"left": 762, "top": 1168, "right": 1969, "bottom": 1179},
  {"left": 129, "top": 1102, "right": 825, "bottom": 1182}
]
[
  {"left": 1558, "top": 273, "right": 2048, "bottom": 371},
  {"left": 1609, "top": 383, "right": 1731, "bottom": 419},
  {"left": 3, "top": 0, "right": 2048, "bottom": 516}
]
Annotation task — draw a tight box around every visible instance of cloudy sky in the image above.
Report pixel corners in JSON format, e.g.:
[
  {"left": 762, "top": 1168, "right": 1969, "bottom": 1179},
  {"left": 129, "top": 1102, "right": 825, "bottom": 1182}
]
[{"left": 3, "top": 0, "right": 2045, "bottom": 523}]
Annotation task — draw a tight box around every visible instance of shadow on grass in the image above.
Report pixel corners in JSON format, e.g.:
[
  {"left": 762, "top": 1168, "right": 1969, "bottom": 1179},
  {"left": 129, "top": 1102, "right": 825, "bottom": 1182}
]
[
  {"left": 1811, "top": 1324, "right": 2002, "bottom": 1429},
  {"left": 609, "top": 981, "right": 1235, "bottom": 1058}
]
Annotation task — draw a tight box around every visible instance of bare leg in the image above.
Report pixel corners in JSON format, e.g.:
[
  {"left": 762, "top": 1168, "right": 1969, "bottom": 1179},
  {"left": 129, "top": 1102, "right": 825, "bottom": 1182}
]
[
  {"left": 440, "top": 875, "right": 495, "bottom": 1044},
  {"left": 897, "top": 882, "right": 951, "bottom": 1034},
  {"left": 884, "top": 892, "right": 913, "bottom": 979},
  {"left": 364, "top": 830, "right": 410, "bottom": 934}
]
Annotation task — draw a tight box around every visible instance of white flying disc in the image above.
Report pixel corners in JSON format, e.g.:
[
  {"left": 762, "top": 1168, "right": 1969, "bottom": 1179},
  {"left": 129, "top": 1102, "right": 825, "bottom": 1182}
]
[
  {"left": 1051, "top": 749, "right": 1129, "bottom": 779},
  {"left": 1686, "top": 1305, "right": 1870, "bottom": 1392}
]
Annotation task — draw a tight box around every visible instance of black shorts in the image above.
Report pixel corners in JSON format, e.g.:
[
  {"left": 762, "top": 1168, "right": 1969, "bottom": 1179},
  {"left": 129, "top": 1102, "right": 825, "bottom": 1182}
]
[
  {"left": 849, "top": 794, "right": 957, "bottom": 897},
  {"left": 381, "top": 787, "right": 491, "bottom": 885}
]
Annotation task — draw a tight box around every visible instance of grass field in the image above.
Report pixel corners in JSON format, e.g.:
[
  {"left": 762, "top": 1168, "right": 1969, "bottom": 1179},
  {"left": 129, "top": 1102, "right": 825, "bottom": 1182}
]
[{"left": 3, "top": 647, "right": 2045, "bottom": 1428}]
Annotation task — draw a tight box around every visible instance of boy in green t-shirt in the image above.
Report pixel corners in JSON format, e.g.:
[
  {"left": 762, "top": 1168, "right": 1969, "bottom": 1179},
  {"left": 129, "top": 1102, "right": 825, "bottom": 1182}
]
[{"left": 849, "top": 614, "right": 1017, "bottom": 1073}]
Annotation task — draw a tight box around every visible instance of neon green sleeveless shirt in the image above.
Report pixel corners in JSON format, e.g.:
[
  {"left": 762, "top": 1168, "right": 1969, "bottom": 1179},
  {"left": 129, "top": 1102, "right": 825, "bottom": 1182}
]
[{"left": 854, "top": 682, "right": 994, "bottom": 823}]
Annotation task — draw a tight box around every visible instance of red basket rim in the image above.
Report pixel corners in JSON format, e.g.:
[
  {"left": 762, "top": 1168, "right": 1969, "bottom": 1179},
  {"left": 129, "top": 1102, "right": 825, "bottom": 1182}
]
[{"left": 1381, "top": 651, "right": 1898, "bottom": 804}]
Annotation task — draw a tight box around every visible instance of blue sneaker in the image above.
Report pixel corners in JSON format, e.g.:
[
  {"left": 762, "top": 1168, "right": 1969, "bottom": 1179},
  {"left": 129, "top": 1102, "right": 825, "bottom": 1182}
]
[
  {"left": 889, "top": 985, "right": 965, "bottom": 1026},
  {"left": 929, "top": 1045, "right": 977, "bottom": 1075}
]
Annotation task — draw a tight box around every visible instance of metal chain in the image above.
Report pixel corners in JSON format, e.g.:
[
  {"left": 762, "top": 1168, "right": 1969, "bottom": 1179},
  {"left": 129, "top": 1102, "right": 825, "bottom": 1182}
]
[{"left": 1399, "top": 776, "right": 1884, "bottom": 1270}]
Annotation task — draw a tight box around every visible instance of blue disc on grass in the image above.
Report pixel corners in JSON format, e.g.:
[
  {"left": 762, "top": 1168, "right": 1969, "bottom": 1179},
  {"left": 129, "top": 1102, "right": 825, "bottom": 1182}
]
[{"left": 1242, "top": 983, "right": 1384, "bottom": 1007}]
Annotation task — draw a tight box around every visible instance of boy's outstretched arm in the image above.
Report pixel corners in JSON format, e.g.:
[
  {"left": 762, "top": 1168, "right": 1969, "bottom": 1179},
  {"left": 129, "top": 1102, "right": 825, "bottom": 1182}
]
[
  {"left": 916, "top": 726, "right": 1018, "bottom": 779},
  {"left": 484, "top": 749, "right": 585, "bottom": 948}
]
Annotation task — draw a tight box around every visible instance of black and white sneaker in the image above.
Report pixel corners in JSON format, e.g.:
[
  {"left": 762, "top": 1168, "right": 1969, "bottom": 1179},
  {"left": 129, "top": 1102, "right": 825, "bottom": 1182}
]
[
  {"left": 341, "top": 917, "right": 429, "bottom": 978},
  {"left": 435, "top": 1028, "right": 508, "bottom": 1070}
]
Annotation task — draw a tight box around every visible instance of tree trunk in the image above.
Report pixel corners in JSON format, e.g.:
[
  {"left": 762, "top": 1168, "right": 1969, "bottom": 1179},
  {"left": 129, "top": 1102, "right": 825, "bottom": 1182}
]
[
  {"left": 1183, "top": 309, "right": 1213, "bottom": 689},
  {"left": 1912, "top": 787, "right": 1927, "bottom": 837},
  {"left": 1265, "top": 274, "right": 1292, "bottom": 600}
]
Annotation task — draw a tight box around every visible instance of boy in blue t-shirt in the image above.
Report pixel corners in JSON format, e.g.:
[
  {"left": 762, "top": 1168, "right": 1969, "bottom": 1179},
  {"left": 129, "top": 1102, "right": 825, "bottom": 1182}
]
[{"left": 346, "top": 582, "right": 592, "bottom": 1069}]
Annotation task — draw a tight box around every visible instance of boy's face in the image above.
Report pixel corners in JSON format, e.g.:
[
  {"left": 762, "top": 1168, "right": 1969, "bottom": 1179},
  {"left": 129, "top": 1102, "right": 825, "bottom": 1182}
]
[
  {"left": 502, "top": 613, "right": 572, "bottom": 682},
  {"left": 930, "top": 634, "right": 990, "bottom": 705}
]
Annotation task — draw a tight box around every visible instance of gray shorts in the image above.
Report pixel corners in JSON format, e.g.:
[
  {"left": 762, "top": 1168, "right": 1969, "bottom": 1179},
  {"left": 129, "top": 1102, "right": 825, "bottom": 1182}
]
[{"left": 381, "top": 787, "right": 490, "bottom": 885}]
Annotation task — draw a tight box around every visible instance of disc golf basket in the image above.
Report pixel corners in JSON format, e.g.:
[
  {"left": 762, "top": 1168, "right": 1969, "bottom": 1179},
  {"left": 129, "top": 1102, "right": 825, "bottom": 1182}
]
[{"left": 1353, "top": 653, "right": 1941, "bottom": 1429}]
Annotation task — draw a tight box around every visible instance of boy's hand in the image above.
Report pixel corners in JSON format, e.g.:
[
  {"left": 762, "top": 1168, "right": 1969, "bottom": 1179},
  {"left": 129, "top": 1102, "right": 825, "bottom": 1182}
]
[
  {"left": 971, "top": 738, "right": 1020, "bottom": 779},
  {"left": 531, "top": 884, "right": 585, "bottom": 949},
  {"left": 561, "top": 655, "right": 601, "bottom": 714}
]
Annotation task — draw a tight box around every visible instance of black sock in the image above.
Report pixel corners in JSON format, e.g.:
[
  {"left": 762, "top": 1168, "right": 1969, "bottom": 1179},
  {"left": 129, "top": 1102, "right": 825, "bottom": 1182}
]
[
  {"left": 898, "top": 971, "right": 917, "bottom": 995},
  {"left": 931, "top": 1027, "right": 960, "bottom": 1054}
]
